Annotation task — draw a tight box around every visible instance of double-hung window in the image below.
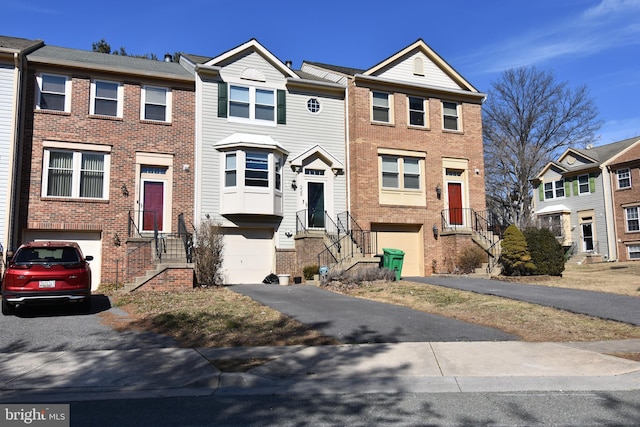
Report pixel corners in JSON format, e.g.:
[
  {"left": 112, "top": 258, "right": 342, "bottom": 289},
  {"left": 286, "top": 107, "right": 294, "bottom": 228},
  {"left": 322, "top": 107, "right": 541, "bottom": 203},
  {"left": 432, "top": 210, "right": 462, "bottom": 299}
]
[
  {"left": 90, "top": 80, "right": 123, "bottom": 117},
  {"left": 541, "top": 214, "right": 563, "bottom": 237},
  {"left": 229, "top": 85, "right": 275, "bottom": 123},
  {"left": 36, "top": 73, "right": 71, "bottom": 112},
  {"left": 43, "top": 149, "right": 109, "bottom": 199},
  {"left": 578, "top": 174, "right": 590, "bottom": 195},
  {"left": 381, "top": 156, "right": 421, "bottom": 190},
  {"left": 372, "top": 92, "right": 391, "bottom": 123},
  {"left": 629, "top": 245, "right": 640, "bottom": 260},
  {"left": 142, "top": 86, "right": 171, "bottom": 122},
  {"left": 442, "top": 101, "right": 460, "bottom": 131},
  {"left": 544, "top": 179, "right": 565, "bottom": 200},
  {"left": 225, "top": 153, "right": 237, "bottom": 187},
  {"left": 625, "top": 206, "right": 639, "bottom": 232},
  {"left": 408, "top": 96, "right": 426, "bottom": 127},
  {"left": 245, "top": 152, "right": 269, "bottom": 187},
  {"left": 617, "top": 168, "right": 631, "bottom": 189}
]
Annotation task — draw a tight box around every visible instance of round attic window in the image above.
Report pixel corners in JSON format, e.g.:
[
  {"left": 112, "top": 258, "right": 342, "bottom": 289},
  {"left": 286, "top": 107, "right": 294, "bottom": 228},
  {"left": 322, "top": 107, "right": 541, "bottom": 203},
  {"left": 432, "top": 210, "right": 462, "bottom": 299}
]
[
  {"left": 307, "top": 98, "right": 321, "bottom": 114},
  {"left": 566, "top": 155, "right": 575, "bottom": 165}
]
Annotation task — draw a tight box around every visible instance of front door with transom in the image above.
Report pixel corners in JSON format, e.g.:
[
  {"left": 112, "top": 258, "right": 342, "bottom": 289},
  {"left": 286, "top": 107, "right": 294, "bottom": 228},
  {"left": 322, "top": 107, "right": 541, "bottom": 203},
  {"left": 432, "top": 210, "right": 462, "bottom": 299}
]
[
  {"left": 581, "top": 221, "right": 594, "bottom": 252},
  {"left": 447, "top": 182, "right": 463, "bottom": 226},
  {"left": 142, "top": 181, "right": 164, "bottom": 232}
]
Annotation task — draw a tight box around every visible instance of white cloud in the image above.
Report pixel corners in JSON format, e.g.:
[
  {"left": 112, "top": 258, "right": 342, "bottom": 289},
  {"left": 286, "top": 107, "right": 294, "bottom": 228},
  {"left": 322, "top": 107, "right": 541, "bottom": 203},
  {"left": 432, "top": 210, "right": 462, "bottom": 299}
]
[{"left": 462, "top": 1, "right": 640, "bottom": 74}]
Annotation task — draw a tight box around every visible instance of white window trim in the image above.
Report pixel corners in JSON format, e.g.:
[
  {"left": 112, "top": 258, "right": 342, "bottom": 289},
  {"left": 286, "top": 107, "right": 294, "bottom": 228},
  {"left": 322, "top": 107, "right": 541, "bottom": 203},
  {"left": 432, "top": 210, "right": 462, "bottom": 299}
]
[
  {"left": 442, "top": 101, "right": 461, "bottom": 131},
  {"left": 371, "top": 91, "right": 394, "bottom": 124},
  {"left": 617, "top": 168, "right": 631, "bottom": 189},
  {"left": 41, "top": 147, "right": 111, "bottom": 200},
  {"left": 90, "top": 79, "right": 124, "bottom": 117},
  {"left": 140, "top": 85, "right": 172, "bottom": 122},
  {"left": 408, "top": 96, "right": 428, "bottom": 128},
  {"left": 625, "top": 206, "right": 639, "bottom": 232},
  {"left": 544, "top": 179, "right": 565, "bottom": 200},
  {"left": 628, "top": 244, "right": 640, "bottom": 260},
  {"left": 577, "top": 174, "right": 590, "bottom": 195},
  {"left": 380, "top": 155, "right": 423, "bottom": 191},
  {"left": 220, "top": 149, "right": 281, "bottom": 193},
  {"left": 228, "top": 84, "right": 276, "bottom": 126},
  {"left": 35, "top": 73, "right": 72, "bottom": 112}
]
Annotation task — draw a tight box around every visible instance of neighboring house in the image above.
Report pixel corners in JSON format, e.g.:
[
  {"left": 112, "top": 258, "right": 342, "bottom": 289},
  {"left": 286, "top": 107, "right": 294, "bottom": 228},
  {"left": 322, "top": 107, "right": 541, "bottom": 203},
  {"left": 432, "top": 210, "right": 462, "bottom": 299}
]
[
  {"left": 531, "top": 137, "right": 640, "bottom": 263},
  {"left": 0, "top": 36, "right": 43, "bottom": 265},
  {"left": 302, "top": 39, "right": 488, "bottom": 275},
  {"left": 181, "top": 39, "right": 347, "bottom": 284},
  {"left": 17, "top": 44, "right": 195, "bottom": 290},
  {"left": 606, "top": 137, "right": 640, "bottom": 261}
]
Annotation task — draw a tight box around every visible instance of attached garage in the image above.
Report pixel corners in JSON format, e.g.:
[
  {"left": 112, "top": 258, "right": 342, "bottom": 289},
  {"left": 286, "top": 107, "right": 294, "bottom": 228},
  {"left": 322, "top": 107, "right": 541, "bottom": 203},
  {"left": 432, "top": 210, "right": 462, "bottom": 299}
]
[
  {"left": 22, "top": 231, "right": 103, "bottom": 291},
  {"left": 222, "top": 228, "right": 274, "bottom": 284},
  {"left": 372, "top": 224, "right": 424, "bottom": 277}
]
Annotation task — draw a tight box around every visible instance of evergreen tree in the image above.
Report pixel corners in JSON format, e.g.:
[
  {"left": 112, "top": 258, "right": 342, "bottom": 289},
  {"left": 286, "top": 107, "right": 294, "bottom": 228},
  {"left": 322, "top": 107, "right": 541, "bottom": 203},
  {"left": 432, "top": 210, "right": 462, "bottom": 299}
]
[{"left": 499, "top": 224, "right": 535, "bottom": 276}]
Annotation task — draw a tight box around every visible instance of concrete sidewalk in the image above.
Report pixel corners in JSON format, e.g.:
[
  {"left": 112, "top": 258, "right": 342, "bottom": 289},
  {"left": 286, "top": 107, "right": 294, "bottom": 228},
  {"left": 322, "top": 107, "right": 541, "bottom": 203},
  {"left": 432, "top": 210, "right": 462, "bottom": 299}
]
[{"left": 1, "top": 340, "right": 639, "bottom": 402}]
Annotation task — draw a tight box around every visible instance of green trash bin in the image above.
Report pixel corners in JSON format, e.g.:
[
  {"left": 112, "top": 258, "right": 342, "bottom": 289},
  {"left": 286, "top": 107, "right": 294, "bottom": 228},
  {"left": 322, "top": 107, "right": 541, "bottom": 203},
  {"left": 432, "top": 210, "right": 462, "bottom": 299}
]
[{"left": 382, "top": 248, "right": 405, "bottom": 281}]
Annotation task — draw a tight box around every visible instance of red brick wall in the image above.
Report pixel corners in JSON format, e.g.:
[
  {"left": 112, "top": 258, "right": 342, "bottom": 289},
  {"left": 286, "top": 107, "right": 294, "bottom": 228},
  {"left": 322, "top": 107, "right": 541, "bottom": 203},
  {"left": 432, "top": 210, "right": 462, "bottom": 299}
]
[
  {"left": 610, "top": 143, "right": 640, "bottom": 261},
  {"left": 19, "top": 68, "right": 195, "bottom": 285},
  {"left": 135, "top": 267, "right": 195, "bottom": 291},
  {"left": 347, "top": 82, "right": 486, "bottom": 275}
]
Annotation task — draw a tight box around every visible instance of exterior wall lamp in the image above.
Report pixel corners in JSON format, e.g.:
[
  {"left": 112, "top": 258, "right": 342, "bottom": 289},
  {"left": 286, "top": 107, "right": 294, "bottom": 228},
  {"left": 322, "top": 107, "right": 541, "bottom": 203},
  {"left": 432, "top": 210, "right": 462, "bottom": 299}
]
[
  {"left": 121, "top": 183, "right": 129, "bottom": 197},
  {"left": 291, "top": 179, "right": 297, "bottom": 190},
  {"left": 432, "top": 224, "right": 439, "bottom": 239},
  {"left": 435, "top": 183, "right": 441, "bottom": 199}
]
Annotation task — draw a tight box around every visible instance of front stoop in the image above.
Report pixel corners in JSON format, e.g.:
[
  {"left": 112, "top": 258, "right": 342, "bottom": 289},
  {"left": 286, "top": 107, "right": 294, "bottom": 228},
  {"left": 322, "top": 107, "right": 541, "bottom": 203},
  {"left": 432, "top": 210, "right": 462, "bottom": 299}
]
[{"left": 123, "top": 262, "right": 194, "bottom": 292}]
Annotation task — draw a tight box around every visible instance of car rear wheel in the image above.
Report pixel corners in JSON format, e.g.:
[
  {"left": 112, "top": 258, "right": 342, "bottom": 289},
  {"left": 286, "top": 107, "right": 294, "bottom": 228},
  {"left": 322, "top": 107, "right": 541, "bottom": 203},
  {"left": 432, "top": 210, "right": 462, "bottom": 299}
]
[{"left": 2, "top": 298, "right": 15, "bottom": 316}]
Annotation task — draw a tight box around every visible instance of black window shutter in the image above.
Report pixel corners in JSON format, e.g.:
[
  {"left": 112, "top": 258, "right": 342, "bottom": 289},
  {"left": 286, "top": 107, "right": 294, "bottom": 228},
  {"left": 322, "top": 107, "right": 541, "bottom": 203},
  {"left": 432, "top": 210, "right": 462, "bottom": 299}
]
[
  {"left": 277, "top": 90, "right": 286, "bottom": 124},
  {"left": 218, "top": 82, "right": 228, "bottom": 118}
]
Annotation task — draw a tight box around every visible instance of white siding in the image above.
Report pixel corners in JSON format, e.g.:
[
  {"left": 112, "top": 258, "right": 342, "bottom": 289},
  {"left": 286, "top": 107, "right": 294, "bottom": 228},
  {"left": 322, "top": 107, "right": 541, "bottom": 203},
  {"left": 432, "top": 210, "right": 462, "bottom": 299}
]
[
  {"left": 375, "top": 52, "right": 462, "bottom": 90},
  {"left": 0, "top": 63, "right": 15, "bottom": 249},
  {"left": 197, "top": 50, "right": 347, "bottom": 252}
]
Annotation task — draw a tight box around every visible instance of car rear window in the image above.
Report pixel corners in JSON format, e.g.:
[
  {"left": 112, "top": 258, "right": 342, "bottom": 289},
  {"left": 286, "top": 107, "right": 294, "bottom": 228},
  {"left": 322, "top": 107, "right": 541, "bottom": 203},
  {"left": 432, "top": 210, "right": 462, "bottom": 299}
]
[{"left": 14, "top": 247, "right": 80, "bottom": 263}]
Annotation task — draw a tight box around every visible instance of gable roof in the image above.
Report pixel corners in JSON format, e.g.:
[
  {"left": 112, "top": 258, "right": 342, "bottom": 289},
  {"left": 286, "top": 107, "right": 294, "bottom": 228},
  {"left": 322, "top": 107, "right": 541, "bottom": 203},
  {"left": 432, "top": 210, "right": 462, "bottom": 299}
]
[
  {"left": 27, "top": 44, "right": 193, "bottom": 82},
  {"left": 533, "top": 136, "right": 640, "bottom": 180},
  {"left": 363, "top": 39, "right": 478, "bottom": 93},
  {"left": 0, "top": 35, "right": 43, "bottom": 57},
  {"left": 202, "top": 39, "right": 298, "bottom": 79}
]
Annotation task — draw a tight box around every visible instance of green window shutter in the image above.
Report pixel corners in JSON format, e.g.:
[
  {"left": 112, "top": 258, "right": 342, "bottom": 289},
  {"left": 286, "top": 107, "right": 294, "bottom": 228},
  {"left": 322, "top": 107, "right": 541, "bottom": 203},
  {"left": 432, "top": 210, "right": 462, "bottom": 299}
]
[
  {"left": 539, "top": 183, "right": 544, "bottom": 201},
  {"left": 572, "top": 178, "right": 578, "bottom": 196},
  {"left": 589, "top": 173, "right": 596, "bottom": 193},
  {"left": 277, "top": 90, "right": 286, "bottom": 124},
  {"left": 564, "top": 180, "right": 570, "bottom": 197},
  {"left": 217, "top": 82, "right": 228, "bottom": 118}
]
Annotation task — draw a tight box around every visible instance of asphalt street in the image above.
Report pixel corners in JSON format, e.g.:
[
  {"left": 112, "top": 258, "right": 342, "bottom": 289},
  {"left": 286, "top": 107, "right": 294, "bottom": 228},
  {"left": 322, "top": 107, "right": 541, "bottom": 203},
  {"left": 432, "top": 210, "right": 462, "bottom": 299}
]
[
  {"left": 231, "top": 284, "right": 517, "bottom": 343},
  {"left": 406, "top": 275, "right": 640, "bottom": 326}
]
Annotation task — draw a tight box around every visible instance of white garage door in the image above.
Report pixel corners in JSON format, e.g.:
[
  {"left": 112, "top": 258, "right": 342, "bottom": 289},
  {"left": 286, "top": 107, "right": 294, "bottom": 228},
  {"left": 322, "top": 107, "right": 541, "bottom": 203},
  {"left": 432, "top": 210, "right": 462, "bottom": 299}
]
[
  {"left": 223, "top": 228, "right": 274, "bottom": 284},
  {"left": 373, "top": 224, "right": 423, "bottom": 277},
  {"left": 22, "top": 231, "right": 102, "bottom": 291}
]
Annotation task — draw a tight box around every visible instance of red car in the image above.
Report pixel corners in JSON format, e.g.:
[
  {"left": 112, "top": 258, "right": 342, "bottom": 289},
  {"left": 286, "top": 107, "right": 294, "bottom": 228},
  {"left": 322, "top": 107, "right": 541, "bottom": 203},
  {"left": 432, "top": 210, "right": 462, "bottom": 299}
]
[{"left": 2, "top": 241, "right": 93, "bottom": 315}]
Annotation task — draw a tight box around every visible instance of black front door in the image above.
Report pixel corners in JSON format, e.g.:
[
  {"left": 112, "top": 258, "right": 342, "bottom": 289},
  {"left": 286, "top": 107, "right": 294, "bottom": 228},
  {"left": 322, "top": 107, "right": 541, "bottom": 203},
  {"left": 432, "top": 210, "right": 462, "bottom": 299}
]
[{"left": 308, "top": 182, "right": 325, "bottom": 228}]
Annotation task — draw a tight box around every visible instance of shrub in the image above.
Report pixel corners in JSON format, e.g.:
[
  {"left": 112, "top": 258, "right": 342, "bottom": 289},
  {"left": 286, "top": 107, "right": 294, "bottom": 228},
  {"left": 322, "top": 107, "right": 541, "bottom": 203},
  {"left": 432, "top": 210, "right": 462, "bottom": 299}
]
[
  {"left": 322, "top": 267, "right": 395, "bottom": 286},
  {"left": 193, "top": 219, "right": 225, "bottom": 286},
  {"left": 499, "top": 224, "right": 536, "bottom": 276},
  {"left": 456, "top": 245, "right": 487, "bottom": 274},
  {"left": 523, "top": 227, "right": 565, "bottom": 276},
  {"left": 303, "top": 265, "right": 319, "bottom": 280}
]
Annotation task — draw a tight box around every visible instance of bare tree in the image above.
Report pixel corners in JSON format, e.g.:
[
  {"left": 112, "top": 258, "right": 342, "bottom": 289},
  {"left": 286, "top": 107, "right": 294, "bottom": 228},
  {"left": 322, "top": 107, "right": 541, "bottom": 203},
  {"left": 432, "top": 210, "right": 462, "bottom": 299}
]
[{"left": 483, "top": 66, "right": 602, "bottom": 228}]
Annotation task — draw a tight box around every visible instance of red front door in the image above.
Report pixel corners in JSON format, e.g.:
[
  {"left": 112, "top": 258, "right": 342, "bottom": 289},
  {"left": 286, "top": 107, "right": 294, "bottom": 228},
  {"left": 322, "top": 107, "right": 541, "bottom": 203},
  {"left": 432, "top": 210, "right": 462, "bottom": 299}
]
[
  {"left": 448, "top": 182, "right": 463, "bottom": 225},
  {"left": 142, "top": 181, "right": 164, "bottom": 231}
]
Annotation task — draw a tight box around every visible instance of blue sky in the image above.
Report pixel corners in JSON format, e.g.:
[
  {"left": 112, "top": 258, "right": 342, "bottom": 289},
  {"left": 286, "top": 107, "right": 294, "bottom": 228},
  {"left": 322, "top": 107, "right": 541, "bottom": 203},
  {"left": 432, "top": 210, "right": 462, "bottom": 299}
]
[{"left": 6, "top": 0, "right": 640, "bottom": 145}]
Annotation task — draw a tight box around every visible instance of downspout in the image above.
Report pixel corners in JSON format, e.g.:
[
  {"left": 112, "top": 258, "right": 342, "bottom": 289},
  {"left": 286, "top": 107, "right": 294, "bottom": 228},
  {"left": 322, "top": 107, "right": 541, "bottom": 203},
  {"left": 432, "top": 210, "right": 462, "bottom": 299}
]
[
  {"left": 345, "top": 81, "right": 351, "bottom": 214},
  {"left": 602, "top": 165, "right": 618, "bottom": 261}
]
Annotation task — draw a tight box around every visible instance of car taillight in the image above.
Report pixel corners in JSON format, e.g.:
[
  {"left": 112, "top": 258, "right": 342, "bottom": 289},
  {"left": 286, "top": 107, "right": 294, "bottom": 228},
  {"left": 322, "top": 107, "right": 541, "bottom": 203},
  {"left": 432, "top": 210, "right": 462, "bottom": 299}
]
[
  {"left": 9, "top": 264, "right": 31, "bottom": 270},
  {"left": 63, "top": 263, "right": 84, "bottom": 269}
]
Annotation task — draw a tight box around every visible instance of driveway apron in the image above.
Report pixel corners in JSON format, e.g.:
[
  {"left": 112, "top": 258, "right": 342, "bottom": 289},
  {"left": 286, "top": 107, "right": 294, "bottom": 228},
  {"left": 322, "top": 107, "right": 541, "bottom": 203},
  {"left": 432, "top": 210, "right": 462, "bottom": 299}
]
[
  {"left": 230, "top": 284, "right": 516, "bottom": 343},
  {"left": 406, "top": 276, "right": 640, "bottom": 326}
]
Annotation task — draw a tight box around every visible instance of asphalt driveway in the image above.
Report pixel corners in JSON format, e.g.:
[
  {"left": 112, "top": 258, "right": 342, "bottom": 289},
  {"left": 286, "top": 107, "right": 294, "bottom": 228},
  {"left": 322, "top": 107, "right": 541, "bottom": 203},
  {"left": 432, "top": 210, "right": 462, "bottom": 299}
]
[
  {"left": 407, "top": 276, "right": 640, "bottom": 326},
  {"left": 230, "top": 284, "right": 517, "bottom": 343}
]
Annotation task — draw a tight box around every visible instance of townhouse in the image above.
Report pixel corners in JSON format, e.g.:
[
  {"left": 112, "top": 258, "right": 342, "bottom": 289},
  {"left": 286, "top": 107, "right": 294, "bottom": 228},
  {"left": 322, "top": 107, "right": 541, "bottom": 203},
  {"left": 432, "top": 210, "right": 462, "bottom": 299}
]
[
  {"left": 0, "top": 36, "right": 43, "bottom": 267},
  {"left": 531, "top": 137, "right": 640, "bottom": 263},
  {"left": 17, "top": 44, "right": 195, "bottom": 289},
  {"left": 181, "top": 39, "right": 347, "bottom": 284},
  {"left": 302, "top": 40, "right": 488, "bottom": 276}
]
